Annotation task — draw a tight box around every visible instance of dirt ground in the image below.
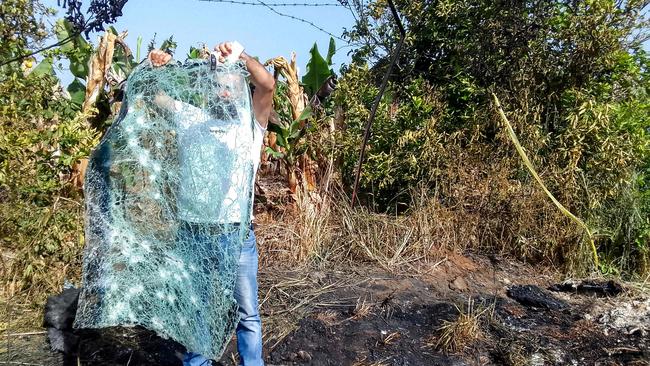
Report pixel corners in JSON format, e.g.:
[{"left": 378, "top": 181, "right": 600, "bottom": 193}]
[{"left": 2, "top": 251, "right": 649, "bottom": 366}]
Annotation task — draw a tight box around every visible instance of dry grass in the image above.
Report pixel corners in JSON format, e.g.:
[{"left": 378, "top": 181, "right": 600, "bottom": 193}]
[
  {"left": 256, "top": 158, "right": 590, "bottom": 278},
  {"left": 256, "top": 187, "right": 455, "bottom": 272},
  {"left": 0, "top": 155, "right": 596, "bottom": 333},
  {"left": 313, "top": 310, "right": 339, "bottom": 326},
  {"left": 1, "top": 198, "right": 84, "bottom": 333},
  {"left": 378, "top": 331, "right": 400, "bottom": 346},
  {"left": 503, "top": 344, "right": 531, "bottom": 366},
  {"left": 351, "top": 357, "right": 390, "bottom": 366},
  {"left": 487, "top": 319, "right": 534, "bottom": 366},
  {"left": 624, "top": 273, "right": 650, "bottom": 297},
  {"left": 351, "top": 297, "right": 372, "bottom": 320},
  {"left": 426, "top": 298, "right": 490, "bottom": 353},
  {"left": 257, "top": 268, "right": 363, "bottom": 350}
]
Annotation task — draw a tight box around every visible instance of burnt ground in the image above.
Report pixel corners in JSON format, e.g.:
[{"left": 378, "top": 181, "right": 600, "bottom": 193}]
[{"left": 2, "top": 252, "right": 649, "bottom": 366}]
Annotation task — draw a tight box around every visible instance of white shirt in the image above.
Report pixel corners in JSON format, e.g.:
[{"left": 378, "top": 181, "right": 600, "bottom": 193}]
[{"left": 174, "top": 100, "right": 264, "bottom": 223}]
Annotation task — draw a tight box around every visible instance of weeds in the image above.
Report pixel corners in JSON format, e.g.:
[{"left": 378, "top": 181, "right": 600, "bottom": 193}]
[
  {"left": 313, "top": 310, "right": 339, "bottom": 326},
  {"left": 426, "top": 298, "right": 490, "bottom": 353},
  {"left": 378, "top": 331, "right": 400, "bottom": 346},
  {"left": 256, "top": 180, "right": 586, "bottom": 276},
  {"left": 351, "top": 358, "right": 389, "bottom": 366},
  {"left": 350, "top": 297, "right": 372, "bottom": 320}
]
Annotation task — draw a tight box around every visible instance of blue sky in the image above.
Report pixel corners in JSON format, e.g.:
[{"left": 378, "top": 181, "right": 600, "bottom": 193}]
[
  {"left": 43, "top": 0, "right": 356, "bottom": 79},
  {"left": 40, "top": 0, "right": 648, "bottom": 84}
]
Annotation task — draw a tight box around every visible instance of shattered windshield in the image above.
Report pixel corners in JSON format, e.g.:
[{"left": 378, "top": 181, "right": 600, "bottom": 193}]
[{"left": 73, "top": 59, "right": 256, "bottom": 360}]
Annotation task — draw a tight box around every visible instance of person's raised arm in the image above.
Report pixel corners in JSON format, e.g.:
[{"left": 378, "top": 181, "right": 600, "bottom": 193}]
[{"left": 215, "top": 42, "right": 275, "bottom": 128}]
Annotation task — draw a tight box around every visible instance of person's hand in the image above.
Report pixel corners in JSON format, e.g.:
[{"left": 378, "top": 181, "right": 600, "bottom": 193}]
[
  {"left": 148, "top": 49, "right": 172, "bottom": 67},
  {"left": 214, "top": 42, "right": 246, "bottom": 63}
]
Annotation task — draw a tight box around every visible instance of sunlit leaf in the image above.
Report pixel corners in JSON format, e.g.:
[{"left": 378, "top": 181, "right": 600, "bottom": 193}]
[
  {"left": 326, "top": 37, "right": 336, "bottom": 66},
  {"left": 264, "top": 146, "right": 284, "bottom": 159},
  {"left": 302, "top": 42, "right": 332, "bottom": 97},
  {"left": 296, "top": 105, "right": 313, "bottom": 122},
  {"left": 55, "top": 19, "right": 91, "bottom": 79},
  {"left": 67, "top": 78, "right": 86, "bottom": 110},
  {"left": 30, "top": 57, "right": 54, "bottom": 77}
]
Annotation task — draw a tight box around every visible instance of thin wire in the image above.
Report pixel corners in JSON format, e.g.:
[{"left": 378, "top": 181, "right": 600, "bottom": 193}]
[
  {"left": 199, "top": 0, "right": 341, "bottom": 6},
  {"left": 0, "top": 36, "right": 75, "bottom": 67},
  {"left": 253, "top": 0, "right": 347, "bottom": 42}
]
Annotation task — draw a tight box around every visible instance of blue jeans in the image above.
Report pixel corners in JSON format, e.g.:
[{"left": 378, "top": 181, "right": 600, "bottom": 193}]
[{"left": 183, "top": 225, "right": 264, "bottom": 366}]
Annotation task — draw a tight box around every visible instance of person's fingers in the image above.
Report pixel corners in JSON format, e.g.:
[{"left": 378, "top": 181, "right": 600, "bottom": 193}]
[
  {"left": 149, "top": 50, "right": 171, "bottom": 67},
  {"left": 219, "top": 43, "right": 230, "bottom": 55},
  {"left": 224, "top": 42, "right": 232, "bottom": 53},
  {"left": 218, "top": 55, "right": 225, "bottom": 63}
]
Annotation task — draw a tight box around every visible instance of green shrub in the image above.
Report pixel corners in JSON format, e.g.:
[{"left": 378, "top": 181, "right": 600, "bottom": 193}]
[
  {"left": 334, "top": 65, "right": 447, "bottom": 209},
  {"left": 0, "top": 69, "right": 98, "bottom": 306},
  {"left": 0, "top": 0, "right": 99, "bottom": 311},
  {"left": 337, "top": 0, "right": 649, "bottom": 275}
]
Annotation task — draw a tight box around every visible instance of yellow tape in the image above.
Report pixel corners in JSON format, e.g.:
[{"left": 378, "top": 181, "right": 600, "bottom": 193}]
[{"left": 492, "top": 93, "right": 599, "bottom": 269}]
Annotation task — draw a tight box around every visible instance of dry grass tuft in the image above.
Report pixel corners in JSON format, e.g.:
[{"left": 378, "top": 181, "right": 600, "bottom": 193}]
[
  {"left": 256, "top": 190, "right": 338, "bottom": 266},
  {"left": 351, "top": 297, "right": 372, "bottom": 320},
  {"left": 256, "top": 187, "right": 453, "bottom": 272},
  {"left": 427, "top": 298, "right": 489, "bottom": 353},
  {"left": 352, "top": 357, "right": 390, "bottom": 366},
  {"left": 314, "top": 310, "right": 339, "bottom": 326},
  {"left": 378, "top": 331, "right": 401, "bottom": 346},
  {"left": 503, "top": 344, "right": 530, "bottom": 366}
]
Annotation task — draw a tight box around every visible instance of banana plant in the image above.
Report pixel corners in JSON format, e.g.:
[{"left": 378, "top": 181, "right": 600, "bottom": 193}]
[
  {"left": 264, "top": 38, "right": 338, "bottom": 193},
  {"left": 52, "top": 19, "right": 132, "bottom": 113},
  {"left": 302, "top": 37, "right": 336, "bottom": 98},
  {"left": 266, "top": 105, "right": 313, "bottom": 192},
  {"left": 106, "top": 26, "right": 138, "bottom": 86}
]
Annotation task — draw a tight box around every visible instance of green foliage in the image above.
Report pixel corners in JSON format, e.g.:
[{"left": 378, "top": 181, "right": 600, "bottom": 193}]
[
  {"left": 337, "top": 0, "right": 649, "bottom": 275},
  {"left": 0, "top": 0, "right": 99, "bottom": 306},
  {"left": 0, "top": 68, "right": 98, "bottom": 294},
  {"left": 45, "top": 19, "right": 94, "bottom": 113},
  {"left": 67, "top": 78, "right": 86, "bottom": 107},
  {"left": 136, "top": 35, "right": 143, "bottom": 63},
  {"left": 267, "top": 105, "right": 313, "bottom": 166},
  {"left": 267, "top": 39, "right": 337, "bottom": 178},
  {"left": 55, "top": 18, "right": 92, "bottom": 79},
  {"left": 148, "top": 33, "right": 177, "bottom": 56},
  {"left": 335, "top": 66, "right": 445, "bottom": 208},
  {"left": 30, "top": 56, "right": 54, "bottom": 77},
  {"left": 302, "top": 40, "right": 335, "bottom": 96},
  {"left": 109, "top": 33, "right": 138, "bottom": 85},
  {"left": 325, "top": 37, "right": 336, "bottom": 66},
  {"left": 187, "top": 46, "right": 202, "bottom": 60},
  {"left": 0, "top": 0, "right": 50, "bottom": 61}
]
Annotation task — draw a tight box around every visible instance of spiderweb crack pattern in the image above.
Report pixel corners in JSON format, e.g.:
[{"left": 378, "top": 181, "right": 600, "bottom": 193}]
[{"left": 74, "top": 59, "right": 256, "bottom": 360}]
